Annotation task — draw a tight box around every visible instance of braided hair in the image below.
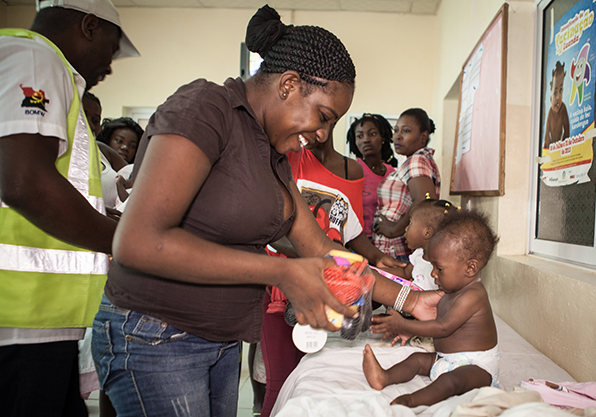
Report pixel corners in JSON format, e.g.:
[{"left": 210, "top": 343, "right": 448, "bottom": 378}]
[
  {"left": 346, "top": 114, "right": 397, "bottom": 167},
  {"left": 400, "top": 108, "right": 436, "bottom": 146},
  {"left": 245, "top": 5, "right": 355, "bottom": 92}
]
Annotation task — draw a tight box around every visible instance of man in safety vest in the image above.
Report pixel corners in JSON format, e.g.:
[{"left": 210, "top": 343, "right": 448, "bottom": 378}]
[{"left": 0, "top": 0, "right": 139, "bottom": 414}]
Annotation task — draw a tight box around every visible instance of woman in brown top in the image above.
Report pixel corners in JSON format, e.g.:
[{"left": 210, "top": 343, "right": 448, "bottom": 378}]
[{"left": 92, "top": 6, "right": 441, "bottom": 416}]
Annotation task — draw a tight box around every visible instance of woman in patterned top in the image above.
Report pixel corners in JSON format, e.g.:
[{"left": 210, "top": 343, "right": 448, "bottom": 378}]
[{"left": 373, "top": 108, "right": 441, "bottom": 263}]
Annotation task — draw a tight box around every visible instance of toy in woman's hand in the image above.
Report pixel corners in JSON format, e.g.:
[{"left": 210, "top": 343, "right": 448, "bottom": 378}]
[
  {"left": 285, "top": 251, "right": 376, "bottom": 342},
  {"left": 323, "top": 251, "right": 375, "bottom": 340}
]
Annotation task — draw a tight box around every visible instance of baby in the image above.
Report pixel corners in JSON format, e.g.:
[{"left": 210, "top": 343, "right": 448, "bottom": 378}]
[
  {"left": 363, "top": 210, "right": 499, "bottom": 408},
  {"left": 382, "top": 198, "right": 456, "bottom": 291},
  {"left": 544, "top": 61, "right": 570, "bottom": 148}
]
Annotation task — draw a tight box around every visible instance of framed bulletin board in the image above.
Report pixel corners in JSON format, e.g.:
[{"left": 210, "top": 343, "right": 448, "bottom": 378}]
[{"left": 450, "top": 3, "right": 508, "bottom": 196}]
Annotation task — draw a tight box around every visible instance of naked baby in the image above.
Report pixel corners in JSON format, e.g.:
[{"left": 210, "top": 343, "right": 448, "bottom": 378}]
[{"left": 363, "top": 210, "right": 499, "bottom": 407}]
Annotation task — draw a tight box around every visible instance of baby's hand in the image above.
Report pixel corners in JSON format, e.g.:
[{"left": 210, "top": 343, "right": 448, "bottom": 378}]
[
  {"left": 391, "top": 332, "right": 412, "bottom": 346},
  {"left": 370, "top": 310, "right": 406, "bottom": 340}
]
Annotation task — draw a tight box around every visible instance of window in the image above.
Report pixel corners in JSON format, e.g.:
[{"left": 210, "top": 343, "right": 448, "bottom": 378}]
[{"left": 530, "top": 0, "right": 596, "bottom": 266}]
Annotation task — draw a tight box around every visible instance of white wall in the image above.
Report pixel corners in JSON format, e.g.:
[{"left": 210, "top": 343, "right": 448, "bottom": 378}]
[{"left": 3, "top": 6, "right": 437, "bottom": 150}]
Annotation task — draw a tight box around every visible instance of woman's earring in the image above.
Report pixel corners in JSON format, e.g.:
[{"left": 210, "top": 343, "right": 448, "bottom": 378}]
[{"left": 282, "top": 92, "right": 287, "bottom": 98}]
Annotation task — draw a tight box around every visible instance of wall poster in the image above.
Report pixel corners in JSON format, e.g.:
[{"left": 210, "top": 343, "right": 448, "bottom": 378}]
[{"left": 536, "top": 0, "right": 596, "bottom": 245}]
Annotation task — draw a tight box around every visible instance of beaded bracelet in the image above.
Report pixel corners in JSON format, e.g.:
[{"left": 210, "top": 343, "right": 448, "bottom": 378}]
[{"left": 393, "top": 285, "right": 411, "bottom": 313}]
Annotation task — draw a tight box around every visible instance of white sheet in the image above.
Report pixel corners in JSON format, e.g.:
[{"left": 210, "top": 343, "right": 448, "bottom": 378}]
[{"left": 272, "top": 315, "right": 577, "bottom": 417}]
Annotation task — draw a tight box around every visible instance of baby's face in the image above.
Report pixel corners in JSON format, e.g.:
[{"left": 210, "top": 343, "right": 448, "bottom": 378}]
[
  {"left": 551, "top": 72, "right": 564, "bottom": 113},
  {"left": 404, "top": 212, "right": 426, "bottom": 250},
  {"left": 426, "top": 236, "right": 468, "bottom": 293}
]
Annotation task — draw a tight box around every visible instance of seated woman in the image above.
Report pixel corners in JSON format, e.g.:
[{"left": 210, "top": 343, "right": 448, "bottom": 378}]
[
  {"left": 346, "top": 113, "right": 397, "bottom": 239},
  {"left": 373, "top": 108, "right": 441, "bottom": 263}
]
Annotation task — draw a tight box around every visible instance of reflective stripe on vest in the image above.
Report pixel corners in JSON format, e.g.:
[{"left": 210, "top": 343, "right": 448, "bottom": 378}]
[{"left": 0, "top": 29, "right": 108, "bottom": 328}]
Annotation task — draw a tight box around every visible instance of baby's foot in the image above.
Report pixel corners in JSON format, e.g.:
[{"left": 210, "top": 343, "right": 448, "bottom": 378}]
[{"left": 362, "top": 344, "right": 388, "bottom": 390}]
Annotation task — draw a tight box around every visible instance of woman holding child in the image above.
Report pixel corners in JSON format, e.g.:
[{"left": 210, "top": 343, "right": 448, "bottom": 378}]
[{"left": 373, "top": 108, "right": 441, "bottom": 263}]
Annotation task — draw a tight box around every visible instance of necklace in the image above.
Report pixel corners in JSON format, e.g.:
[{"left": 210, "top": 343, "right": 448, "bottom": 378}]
[{"left": 369, "top": 163, "right": 386, "bottom": 176}]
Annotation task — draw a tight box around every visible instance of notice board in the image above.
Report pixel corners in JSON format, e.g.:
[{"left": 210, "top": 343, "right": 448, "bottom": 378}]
[{"left": 450, "top": 3, "right": 508, "bottom": 196}]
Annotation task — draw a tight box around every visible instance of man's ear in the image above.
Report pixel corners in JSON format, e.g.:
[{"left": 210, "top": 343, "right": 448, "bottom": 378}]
[
  {"left": 465, "top": 259, "right": 479, "bottom": 277},
  {"left": 81, "top": 14, "right": 100, "bottom": 41},
  {"left": 278, "top": 71, "right": 300, "bottom": 100}
]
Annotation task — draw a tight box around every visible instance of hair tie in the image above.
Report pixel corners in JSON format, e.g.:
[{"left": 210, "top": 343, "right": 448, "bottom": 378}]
[{"left": 245, "top": 5, "right": 291, "bottom": 58}]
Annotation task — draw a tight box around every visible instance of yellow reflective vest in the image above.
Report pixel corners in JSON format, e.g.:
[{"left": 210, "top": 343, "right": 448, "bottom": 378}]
[{"left": 0, "top": 29, "right": 108, "bottom": 328}]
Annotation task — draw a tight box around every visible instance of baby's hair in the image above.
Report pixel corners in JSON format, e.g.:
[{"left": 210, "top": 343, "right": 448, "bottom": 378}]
[
  {"left": 346, "top": 113, "right": 397, "bottom": 167},
  {"left": 434, "top": 210, "right": 499, "bottom": 269},
  {"left": 550, "top": 61, "right": 566, "bottom": 89},
  {"left": 410, "top": 198, "right": 457, "bottom": 233},
  {"left": 400, "top": 108, "right": 435, "bottom": 146}
]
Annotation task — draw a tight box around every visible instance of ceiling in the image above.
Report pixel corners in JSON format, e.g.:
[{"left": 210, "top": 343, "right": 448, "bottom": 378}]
[{"left": 2, "top": 0, "right": 442, "bottom": 15}]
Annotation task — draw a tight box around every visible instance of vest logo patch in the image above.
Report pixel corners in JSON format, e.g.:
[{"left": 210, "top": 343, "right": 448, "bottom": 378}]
[{"left": 20, "top": 84, "right": 49, "bottom": 112}]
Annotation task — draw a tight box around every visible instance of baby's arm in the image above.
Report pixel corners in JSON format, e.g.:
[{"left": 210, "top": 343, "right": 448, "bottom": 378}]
[
  {"left": 379, "top": 263, "right": 413, "bottom": 280},
  {"left": 373, "top": 288, "right": 483, "bottom": 341},
  {"left": 562, "top": 105, "right": 570, "bottom": 140},
  {"left": 544, "top": 112, "right": 553, "bottom": 148}
]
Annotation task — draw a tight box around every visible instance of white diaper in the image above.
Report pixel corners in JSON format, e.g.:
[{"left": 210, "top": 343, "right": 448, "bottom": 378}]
[{"left": 430, "top": 345, "right": 500, "bottom": 388}]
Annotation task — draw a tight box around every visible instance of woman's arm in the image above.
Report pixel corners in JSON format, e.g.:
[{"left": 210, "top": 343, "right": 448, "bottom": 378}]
[
  {"left": 374, "top": 176, "right": 437, "bottom": 238},
  {"left": 113, "top": 134, "right": 353, "bottom": 329},
  {"left": 346, "top": 232, "right": 405, "bottom": 268},
  {"left": 372, "top": 274, "right": 443, "bottom": 321}
]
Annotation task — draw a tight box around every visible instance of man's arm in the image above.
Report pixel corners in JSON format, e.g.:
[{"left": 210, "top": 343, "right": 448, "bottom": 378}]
[{"left": 0, "top": 133, "right": 117, "bottom": 254}]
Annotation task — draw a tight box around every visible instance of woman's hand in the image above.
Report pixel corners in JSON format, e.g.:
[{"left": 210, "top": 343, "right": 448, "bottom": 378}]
[
  {"left": 375, "top": 254, "right": 407, "bottom": 269},
  {"left": 406, "top": 290, "right": 444, "bottom": 321},
  {"left": 373, "top": 214, "right": 398, "bottom": 238},
  {"left": 278, "top": 256, "right": 356, "bottom": 331}
]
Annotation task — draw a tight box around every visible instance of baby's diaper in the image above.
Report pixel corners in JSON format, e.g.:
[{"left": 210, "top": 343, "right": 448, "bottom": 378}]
[{"left": 430, "top": 345, "right": 500, "bottom": 388}]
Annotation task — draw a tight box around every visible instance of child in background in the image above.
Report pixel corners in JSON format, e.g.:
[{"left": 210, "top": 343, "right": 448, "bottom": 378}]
[
  {"left": 381, "top": 197, "right": 456, "bottom": 291},
  {"left": 544, "top": 61, "right": 570, "bottom": 148},
  {"left": 363, "top": 210, "right": 499, "bottom": 408}
]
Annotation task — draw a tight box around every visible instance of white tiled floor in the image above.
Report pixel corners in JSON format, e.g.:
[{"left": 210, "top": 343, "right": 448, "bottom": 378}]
[{"left": 85, "top": 342, "right": 257, "bottom": 417}]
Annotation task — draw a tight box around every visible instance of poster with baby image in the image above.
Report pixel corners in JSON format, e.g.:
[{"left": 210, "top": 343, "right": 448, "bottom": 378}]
[{"left": 540, "top": 0, "right": 596, "bottom": 187}]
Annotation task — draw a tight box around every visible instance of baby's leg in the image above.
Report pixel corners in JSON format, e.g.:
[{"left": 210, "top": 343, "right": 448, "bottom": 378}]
[
  {"left": 391, "top": 365, "right": 492, "bottom": 407},
  {"left": 363, "top": 344, "right": 435, "bottom": 390}
]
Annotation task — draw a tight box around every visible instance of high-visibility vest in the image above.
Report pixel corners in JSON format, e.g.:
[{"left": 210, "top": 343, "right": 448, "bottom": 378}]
[{"left": 0, "top": 29, "right": 108, "bottom": 329}]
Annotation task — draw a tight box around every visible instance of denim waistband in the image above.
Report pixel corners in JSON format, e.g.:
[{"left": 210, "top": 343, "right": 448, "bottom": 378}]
[{"left": 97, "top": 294, "right": 129, "bottom": 316}]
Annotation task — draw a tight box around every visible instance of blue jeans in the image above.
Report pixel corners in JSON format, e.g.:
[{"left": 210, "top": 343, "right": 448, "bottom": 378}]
[{"left": 92, "top": 295, "right": 240, "bottom": 417}]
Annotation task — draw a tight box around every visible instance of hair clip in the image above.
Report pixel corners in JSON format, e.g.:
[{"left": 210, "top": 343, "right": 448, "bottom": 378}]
[
  {"left": 445, "top": 202, "right": 450, "bottom": 207},
  {"left": 425, "top": 193, "right": 430, "bottom": 199},
  {"left": 457, "top": 206, "right": 462, "bottom": 210},
  {"left": 444, "top": 210, "right": 449, "bottom": 214}
]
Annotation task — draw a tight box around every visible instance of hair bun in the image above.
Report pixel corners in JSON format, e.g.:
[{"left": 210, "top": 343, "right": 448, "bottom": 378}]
[
  {"left": 245, "top": 5, "right": 290, "bottom": 58},
  {"left": 428, "top": 119, "right": 436, "bottom": 135}
]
